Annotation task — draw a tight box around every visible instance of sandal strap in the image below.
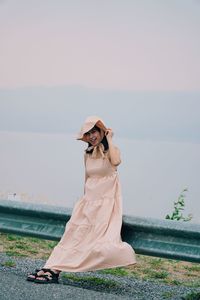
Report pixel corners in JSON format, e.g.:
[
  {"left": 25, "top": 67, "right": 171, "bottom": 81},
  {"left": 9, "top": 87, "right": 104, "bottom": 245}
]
[
  {"left": 41, "top": 268, "right": 59, "bottom": 278},
  {"left": 28, "top": 268, "right": 41, "bottom": 276}
]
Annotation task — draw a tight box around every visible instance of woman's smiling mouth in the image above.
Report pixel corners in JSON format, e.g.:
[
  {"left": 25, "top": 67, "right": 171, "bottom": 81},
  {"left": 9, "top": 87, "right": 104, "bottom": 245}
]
[{"left": 90, "top": 138, "right": 97, "bottom": 143}]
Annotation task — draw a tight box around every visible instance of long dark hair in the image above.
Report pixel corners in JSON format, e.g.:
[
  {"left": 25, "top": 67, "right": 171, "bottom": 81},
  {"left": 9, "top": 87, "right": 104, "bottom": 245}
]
[{"left": 86, "top": 125, "right": 109, "bottom": 154}]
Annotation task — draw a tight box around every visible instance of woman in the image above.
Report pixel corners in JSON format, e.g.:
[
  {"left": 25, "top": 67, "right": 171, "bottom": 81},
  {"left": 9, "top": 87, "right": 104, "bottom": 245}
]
[{"left": 27, "top": 116, "right": 136, "bottom": 284}]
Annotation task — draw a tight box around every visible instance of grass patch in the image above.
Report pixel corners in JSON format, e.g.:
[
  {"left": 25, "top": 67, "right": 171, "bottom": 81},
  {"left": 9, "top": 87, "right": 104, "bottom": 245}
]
[
  {"left": 184, "top": 265, "right": 200, "bottom": 272},
  {"left": 6, "top": 234, "right": 23, "bottom": 241},
  {"left": 99, "top": 267, "right": 129, "bottom": 276},
  {"left": 1, "top": 260, "right": 16, "bottom": 267},
  {"left": 170, "top": 279, "right": 183, "bottom": 286},
  {"left": 0, "top": 233, "right": 57, "bottom": 259},
  {"left": 162, "top": 291, "right": 175, "bottom": 299},
  {"left": 5, "top": 251, "right": 27, "bottom": 257},
  {"left": 181, "top": 291, "right": 200, "bottom": 300},
  {"left": 62, "top": 273, "right": 119, "bottom": 289},
  {"left": 149, "top": 258, "right": 163, "bottom": 267},
  {"left": 143, "top": 269, "right": 169, "bottom": 279},
  {"left": 0, "top": 233, "right": 200, "bottom": 288},
  {"left": 124, "top": 255, "right": 200, "bottom": 287}
]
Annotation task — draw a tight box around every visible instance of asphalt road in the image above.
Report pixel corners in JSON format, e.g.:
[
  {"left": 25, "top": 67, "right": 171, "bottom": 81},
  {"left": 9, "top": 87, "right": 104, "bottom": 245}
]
[
  {"left": 0, "top": 253, "right": 199, "bottom": 300},
  {"left": 0, "top": 271, "right": 122, "bottom": 300}
]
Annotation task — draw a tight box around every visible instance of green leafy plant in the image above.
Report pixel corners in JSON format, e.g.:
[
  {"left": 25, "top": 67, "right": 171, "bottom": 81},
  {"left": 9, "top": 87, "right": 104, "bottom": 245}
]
[{"left": 165, "top": 188, "right": 192, "bottom": 221}]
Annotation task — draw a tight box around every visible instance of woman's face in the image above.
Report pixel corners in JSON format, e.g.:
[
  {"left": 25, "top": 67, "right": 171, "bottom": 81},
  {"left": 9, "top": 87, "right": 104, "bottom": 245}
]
[{"left": 84, "top": 127, "right": 103, "bottom": 147}]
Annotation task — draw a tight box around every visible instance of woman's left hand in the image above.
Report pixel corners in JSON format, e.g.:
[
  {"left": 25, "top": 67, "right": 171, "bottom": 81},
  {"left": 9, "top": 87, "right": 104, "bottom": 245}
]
[{"left": 105, "top": 128, "right": 114, "bottom": 141}]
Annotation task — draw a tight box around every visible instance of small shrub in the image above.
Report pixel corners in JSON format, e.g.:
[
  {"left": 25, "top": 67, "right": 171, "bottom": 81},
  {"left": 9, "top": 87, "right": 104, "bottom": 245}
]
[{"left": 165, "top": 188, "right": 192, "bottom": 221}]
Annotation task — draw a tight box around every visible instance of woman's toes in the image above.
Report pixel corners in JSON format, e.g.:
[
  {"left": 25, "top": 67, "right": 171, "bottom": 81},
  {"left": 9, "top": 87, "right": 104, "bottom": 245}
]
[
  {"left": 35, "top": 277, "right": 46, "bottom": 281},
  {"left": 37, "top": 270, "right": 44, "bottom": 276}
]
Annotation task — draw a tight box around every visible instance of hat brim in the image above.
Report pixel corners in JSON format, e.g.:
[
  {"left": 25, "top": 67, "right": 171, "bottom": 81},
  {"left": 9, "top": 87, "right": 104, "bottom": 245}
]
[{"left": 77, "top": 118, "right": 107, "bottom": 142}]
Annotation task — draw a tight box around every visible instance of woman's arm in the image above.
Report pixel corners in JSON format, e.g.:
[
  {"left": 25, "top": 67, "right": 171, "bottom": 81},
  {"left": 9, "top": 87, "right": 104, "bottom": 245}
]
[{"left": 106, "top": 129, "right": 121, "bottom": 166}]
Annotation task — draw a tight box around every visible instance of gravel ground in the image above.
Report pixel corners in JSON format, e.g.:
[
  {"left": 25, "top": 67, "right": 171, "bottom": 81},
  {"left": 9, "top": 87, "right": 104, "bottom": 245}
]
[{"left": 0, "top": 253, "right": 199, "bottom": 300}]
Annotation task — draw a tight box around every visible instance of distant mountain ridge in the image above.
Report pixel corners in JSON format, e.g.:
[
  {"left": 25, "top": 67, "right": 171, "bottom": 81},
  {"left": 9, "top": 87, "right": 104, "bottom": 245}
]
[{"left": 0, "top": 86, "right": 200, "bottom": 143}]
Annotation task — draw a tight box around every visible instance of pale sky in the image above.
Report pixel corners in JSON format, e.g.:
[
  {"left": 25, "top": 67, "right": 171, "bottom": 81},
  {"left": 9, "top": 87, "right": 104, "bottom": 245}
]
[{"left": 0, "top": 0, "right": 200, "bottom": 91}]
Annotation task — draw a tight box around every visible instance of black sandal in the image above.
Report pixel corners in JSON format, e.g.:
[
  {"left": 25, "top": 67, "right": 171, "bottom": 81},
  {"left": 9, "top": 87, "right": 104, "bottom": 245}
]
[
  {"left": 34, "top": 269, "right": 59, "bottom": 284},
  {"left": 27, "top": 268, "right": 45, "bottom": 282}
]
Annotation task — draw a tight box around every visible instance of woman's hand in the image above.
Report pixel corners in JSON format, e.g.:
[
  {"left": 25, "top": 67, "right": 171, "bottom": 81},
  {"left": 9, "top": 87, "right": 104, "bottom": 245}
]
[
  {"left": 105, "top": 129, "right": 121, "bottom": 166},
  {"left": 105, "top": 128, "right": 113, "bottom": 141}
]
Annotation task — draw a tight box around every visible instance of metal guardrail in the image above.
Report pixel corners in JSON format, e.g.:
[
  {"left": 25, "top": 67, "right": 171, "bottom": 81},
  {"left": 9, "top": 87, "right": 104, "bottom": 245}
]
[
  {"left": 122, "top": 216, "right": 200, "bottom": 263},
  {"left": 0, "top": 200, "right": 200, "bottom": 263}
]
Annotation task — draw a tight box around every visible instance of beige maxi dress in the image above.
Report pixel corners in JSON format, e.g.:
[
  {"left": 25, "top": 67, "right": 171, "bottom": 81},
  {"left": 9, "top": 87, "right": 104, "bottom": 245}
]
[{"left": 44, "top": 117, "right": 136, "bottom": 272}]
